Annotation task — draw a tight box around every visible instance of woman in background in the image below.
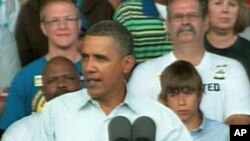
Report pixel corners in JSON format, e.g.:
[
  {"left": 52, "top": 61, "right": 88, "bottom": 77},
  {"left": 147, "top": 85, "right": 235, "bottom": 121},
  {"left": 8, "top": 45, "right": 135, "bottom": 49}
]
[{"left": 205, "top": 0, "right": 250, "bottom": 79}]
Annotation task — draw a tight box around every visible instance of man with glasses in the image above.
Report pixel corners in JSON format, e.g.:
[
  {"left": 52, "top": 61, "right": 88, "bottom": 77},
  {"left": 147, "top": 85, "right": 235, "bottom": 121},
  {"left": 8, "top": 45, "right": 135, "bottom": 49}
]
[
  {"left": 128, "top": 0, "right": 250, "bottom": 125},
  {"left": 0, "top": 0, "right": 82, "bottom": 137}
]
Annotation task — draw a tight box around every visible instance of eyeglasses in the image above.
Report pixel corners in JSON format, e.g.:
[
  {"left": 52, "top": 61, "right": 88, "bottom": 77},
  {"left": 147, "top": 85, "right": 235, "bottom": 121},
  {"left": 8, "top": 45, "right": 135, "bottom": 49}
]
[
  {"left": 169, "top": 12, "right": 201, "bottom": 22},
  {"left": 42, "top": 15, "right": 79, "bottom": 26}
]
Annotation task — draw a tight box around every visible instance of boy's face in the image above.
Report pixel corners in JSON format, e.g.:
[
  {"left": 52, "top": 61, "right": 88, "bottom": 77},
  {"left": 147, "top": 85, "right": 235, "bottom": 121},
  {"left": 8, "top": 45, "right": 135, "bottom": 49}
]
[{"left": 162, "top": 90, "right": 201, "bottom": 122}]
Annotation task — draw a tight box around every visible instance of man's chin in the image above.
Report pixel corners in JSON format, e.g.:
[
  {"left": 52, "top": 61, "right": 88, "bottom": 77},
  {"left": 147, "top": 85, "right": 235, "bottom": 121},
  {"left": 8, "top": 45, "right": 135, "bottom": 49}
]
[
  {"left": 178, "top": 35, "right": 195, "bottom": 43},
  {"left": 87, "top": 89, "right": 102, "bottom": 99},
  {"left": 54, "top": 90, "right": 70, "bottom": 97}
]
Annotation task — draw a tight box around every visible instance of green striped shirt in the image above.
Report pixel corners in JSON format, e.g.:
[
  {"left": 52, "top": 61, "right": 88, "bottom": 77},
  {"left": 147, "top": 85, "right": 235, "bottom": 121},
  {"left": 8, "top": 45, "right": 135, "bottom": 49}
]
[{"left": 113, "top": 0, "right": 172, "bottom": 63}]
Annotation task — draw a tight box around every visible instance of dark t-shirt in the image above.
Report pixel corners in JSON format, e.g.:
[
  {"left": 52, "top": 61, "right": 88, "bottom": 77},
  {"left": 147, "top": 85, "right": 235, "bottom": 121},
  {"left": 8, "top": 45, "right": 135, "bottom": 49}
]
[{"left": 205, "top": 36, "right": 250, "bottom": 80}]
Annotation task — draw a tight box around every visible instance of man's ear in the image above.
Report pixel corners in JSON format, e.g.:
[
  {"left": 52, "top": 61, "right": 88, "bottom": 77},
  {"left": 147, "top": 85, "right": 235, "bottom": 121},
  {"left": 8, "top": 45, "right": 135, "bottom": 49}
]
[
  {"left": 40, "top": 23, "right": 47, "bottom": 36},
  {"left": 122, "top": 55, "right": 135, "bottom": 75}
]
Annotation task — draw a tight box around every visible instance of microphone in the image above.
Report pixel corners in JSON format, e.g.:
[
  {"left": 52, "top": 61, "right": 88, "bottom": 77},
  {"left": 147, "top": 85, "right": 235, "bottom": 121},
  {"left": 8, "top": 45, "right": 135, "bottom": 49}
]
[
  {"left": 132, "top": 116, "right": 156, "bottom": 141},
  {"left": 108, "top": 116, "right": 132, "bottom": 141}
]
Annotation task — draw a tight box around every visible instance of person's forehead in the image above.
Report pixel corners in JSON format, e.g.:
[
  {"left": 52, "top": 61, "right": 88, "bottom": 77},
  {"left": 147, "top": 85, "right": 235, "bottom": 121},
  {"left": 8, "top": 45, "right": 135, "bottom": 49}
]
[
  {"left": 44, "top": 62, "right": 75, "bottom": 74},
  {"left": 44, "top": 71, "right": 76, "bottom": 78},
  {"left": 42, "top": 2, "right": 77, "bottom": 16},
  {"left": 82, "top": 36, "right": 117, "bottom": 52},
  {"left": 171, "top": 0, "right": 199, "bottom": 13}
]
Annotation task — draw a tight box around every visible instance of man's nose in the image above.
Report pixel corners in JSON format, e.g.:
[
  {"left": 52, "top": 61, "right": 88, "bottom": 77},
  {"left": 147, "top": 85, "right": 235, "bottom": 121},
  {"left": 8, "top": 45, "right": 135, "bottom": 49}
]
[
  {"left": 83, "top": 59, "right": 97, "bottom": 73},
  {"left": 58, "top": 19, "right": 68, "bottom": 28},
  {"left": 56, "top": 77, "right": 68, "bottom": 88},
  {"left": 181, "top": 15, "right": 190, "bottom": 24}
]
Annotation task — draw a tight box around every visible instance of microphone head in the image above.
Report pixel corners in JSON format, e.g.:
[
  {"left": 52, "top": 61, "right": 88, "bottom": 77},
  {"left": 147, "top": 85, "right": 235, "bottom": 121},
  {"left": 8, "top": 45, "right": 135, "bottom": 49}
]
[
  {"left": 132, "top": 116, "right": 156, "bottom": 141},
  {"left": 108, "top": 116, "right": 132, "bottom": 141}
]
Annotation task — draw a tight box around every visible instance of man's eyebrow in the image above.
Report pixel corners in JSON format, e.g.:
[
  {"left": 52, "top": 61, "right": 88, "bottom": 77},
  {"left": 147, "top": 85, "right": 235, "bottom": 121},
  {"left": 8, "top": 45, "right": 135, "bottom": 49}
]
[{"left": 94, "top": 54, "right": 109, "bottom": 61}]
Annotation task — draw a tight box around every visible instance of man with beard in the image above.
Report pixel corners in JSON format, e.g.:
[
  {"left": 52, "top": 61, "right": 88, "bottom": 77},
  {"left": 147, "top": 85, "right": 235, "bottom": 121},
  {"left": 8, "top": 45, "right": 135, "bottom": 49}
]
[
  {"left": 128, "top": 0, "right": 250, "bottom": 125},
  {"left": 1, "top": 56, "right": 81, "bottom": 141}
]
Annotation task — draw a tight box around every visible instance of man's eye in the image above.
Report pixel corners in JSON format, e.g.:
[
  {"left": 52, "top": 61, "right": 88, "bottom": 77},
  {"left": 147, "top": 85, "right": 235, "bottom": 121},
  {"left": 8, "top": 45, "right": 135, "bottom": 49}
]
[
  {"left": 81, "top": 54, "right": 88, "bottom": 61},
  {"left": 64, "top": 75, "right": 77, "bottom": 80},
  {"left": 66, "top": 17, "right": 78, "bottom": 22},
  {"left": 43, "top": 77, "right": 56, "bottom": 85}
]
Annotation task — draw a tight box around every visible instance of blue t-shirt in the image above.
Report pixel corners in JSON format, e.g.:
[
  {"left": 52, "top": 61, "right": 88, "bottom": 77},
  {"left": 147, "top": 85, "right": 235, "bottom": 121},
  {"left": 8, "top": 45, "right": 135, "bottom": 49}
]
[{"left": 0, "top": 57, "right": 82, "bottom": 129}]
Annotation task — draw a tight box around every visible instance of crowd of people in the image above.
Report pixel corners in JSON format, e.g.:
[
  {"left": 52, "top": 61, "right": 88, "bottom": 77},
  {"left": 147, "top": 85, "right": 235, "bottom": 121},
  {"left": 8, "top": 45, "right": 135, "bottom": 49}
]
[{"left": 0, "top": 0, "right": 250, "bottom": 140}]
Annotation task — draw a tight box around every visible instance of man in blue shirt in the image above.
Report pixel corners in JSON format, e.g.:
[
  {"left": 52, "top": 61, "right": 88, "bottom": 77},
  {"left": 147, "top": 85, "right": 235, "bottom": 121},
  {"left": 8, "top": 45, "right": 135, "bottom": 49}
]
[{"left": 0, "top": 0, "right": 82, "bottom": 137}]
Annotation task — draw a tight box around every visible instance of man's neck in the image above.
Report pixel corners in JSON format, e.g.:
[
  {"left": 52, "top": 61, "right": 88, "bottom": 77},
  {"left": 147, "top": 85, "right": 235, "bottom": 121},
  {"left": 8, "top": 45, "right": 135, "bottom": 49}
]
[
  {"left": 46, "top": 45, "right": 81, "bottom": 63},
  {"left": 98, "top": 84, "right": 126, "bottom": 115},
  {"left": 173, "top": 43, "right": 205, "bottom": 66}
]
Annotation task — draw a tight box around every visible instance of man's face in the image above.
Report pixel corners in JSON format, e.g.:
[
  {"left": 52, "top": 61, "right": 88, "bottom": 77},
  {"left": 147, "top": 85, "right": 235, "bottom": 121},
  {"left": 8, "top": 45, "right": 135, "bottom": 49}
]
[
  {"left": 167, "top": 0, "right": 207, "bottom": 44},
  {"left": 41, "top": 2, "right": 80, "bottom": 49},
  {"left": 41, "top": 62, "right": 80, "bottom": 101},
  {"left": 81, "top": 36, "right": 131, "bottom": 101}
]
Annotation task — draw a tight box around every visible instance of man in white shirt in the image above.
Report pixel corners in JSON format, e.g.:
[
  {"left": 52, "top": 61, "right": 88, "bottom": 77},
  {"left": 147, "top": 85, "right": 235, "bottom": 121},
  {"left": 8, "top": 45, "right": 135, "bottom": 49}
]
[
  {"left": 128, "top": 0, "right": 250, "bottom": 125},
  {"left": 35, "top": 20, "right": 193, "bottom": 141}
]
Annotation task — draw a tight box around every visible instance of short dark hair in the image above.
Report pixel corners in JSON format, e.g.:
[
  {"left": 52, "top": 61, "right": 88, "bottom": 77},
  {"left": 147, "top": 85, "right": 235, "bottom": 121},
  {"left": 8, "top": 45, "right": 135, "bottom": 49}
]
[
  {"left": 167, "top": 0, "right": 208, "bottom": 19},
  {"left": 85, "top": 20, "right": 134, "bottom": 56},
  {"left": 159, "top": 60, "right": 203, "bottom": 100}
]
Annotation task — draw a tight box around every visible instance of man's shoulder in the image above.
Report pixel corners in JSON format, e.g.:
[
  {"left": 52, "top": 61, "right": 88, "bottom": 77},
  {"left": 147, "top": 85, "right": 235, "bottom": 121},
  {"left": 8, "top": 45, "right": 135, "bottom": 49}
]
[
  {"left": 17, "top": 57, "right": 46, "bottom": 75},
  {"left": 135, "top": 53, "right": 172, "bottom": 71},
  {"left": 44, "top": 89, "right": 87, "bottom": 111},
  {"left": 3, "top": 113, "right": 39, "bottom": 136},
  {"left": 203, "top": 117, "right": 229, "bottom": 131},
  {"left": 207, "top": 52, "right": 242, "bottom": 67},
  {"left": 130, "top": 96, "right": 177, "bottom": 118}
]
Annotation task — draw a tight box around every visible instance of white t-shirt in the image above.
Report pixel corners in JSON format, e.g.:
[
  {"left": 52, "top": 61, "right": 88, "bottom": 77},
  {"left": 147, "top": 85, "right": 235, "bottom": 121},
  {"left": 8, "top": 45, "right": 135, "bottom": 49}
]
[
  {"left": 1, "top": 113, "right": 40, "bottom": 141},
  {"left": 128, "top": 51, "right": 250, "bottom": 122}
]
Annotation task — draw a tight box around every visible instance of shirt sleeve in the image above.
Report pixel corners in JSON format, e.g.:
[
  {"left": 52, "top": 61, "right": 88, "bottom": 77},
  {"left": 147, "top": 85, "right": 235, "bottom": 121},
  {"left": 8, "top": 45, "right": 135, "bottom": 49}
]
[
  {"left": 224, "top": 60, "right": 250, "bottom": 118},
  {"left": 128, "top": 63, "right": 160, "bottom": 100}
]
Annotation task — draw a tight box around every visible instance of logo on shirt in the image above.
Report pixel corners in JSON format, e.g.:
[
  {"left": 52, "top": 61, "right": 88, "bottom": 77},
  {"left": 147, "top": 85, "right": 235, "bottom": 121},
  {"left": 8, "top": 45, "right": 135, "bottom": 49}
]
[
  {"left": 32, "top": 90, "right": 46, "bottom": 113},
  {"left": 203, "top": 83, "right": 220, "bottom": 92},
  {"left": 214, "top": 65, "right": 227, "bottom": 80},
  {"left": 34, "top": 75, "right": 43, "bottom": 87}
]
